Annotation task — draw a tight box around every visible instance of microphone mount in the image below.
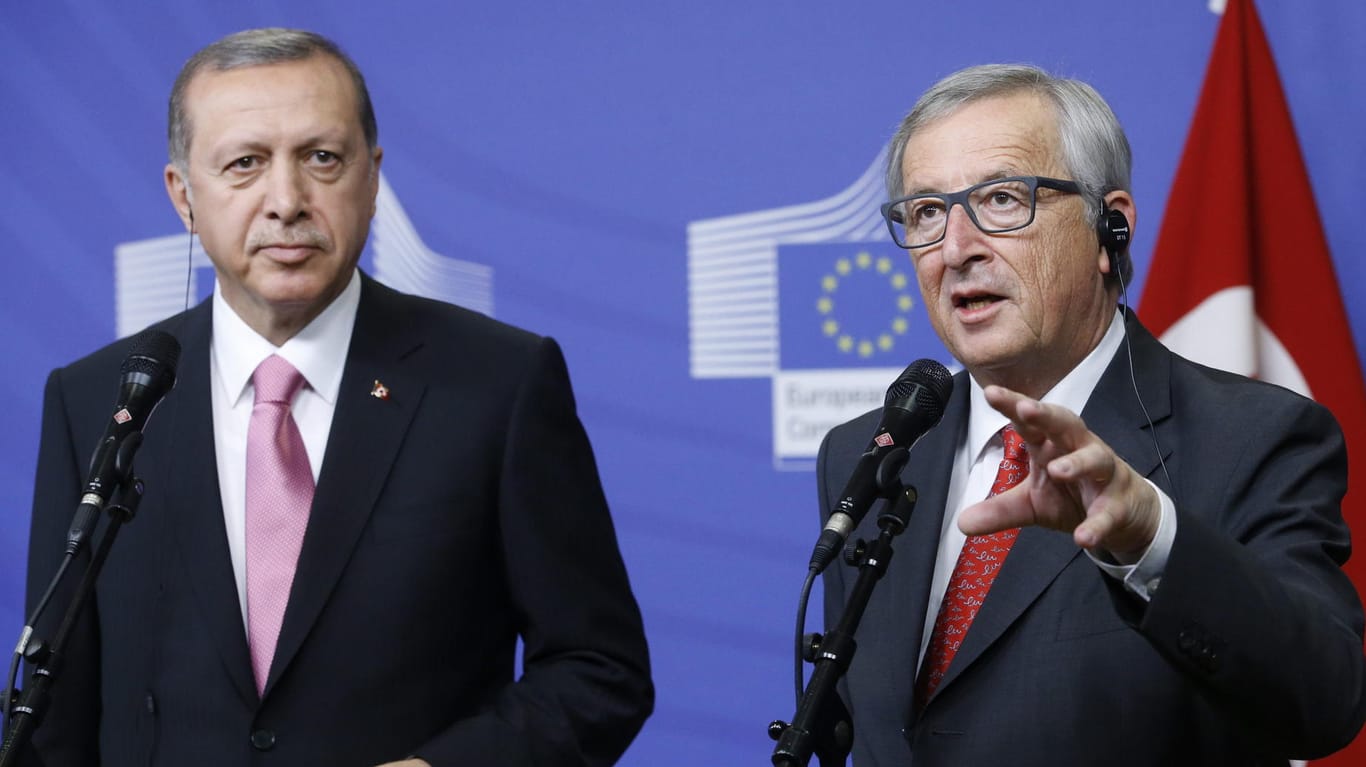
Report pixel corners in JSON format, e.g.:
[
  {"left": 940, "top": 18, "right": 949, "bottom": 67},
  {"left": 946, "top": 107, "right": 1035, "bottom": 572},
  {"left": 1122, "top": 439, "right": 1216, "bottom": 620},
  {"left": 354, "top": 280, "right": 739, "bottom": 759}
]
[
  {"left": 0, "top": 475, "right": 147, "bottom": 763},
  {"left": 771, "top": 484, "right": 919, "bottom": 767}
]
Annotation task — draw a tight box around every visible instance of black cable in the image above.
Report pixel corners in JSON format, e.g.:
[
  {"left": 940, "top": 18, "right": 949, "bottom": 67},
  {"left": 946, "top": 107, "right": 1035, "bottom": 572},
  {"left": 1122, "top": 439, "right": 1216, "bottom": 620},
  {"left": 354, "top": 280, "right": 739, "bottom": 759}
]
[
  {"left": 184, "top": 221, "right": 194, "bottom": 312},
  {"left": 3, "top": 553, "right": 74, "bottom": 735},
  {"left": 794, "top": 567, "right": 818, "bottom": 707},
  {"left": 1117, "top": 270, "right": 1177, "bottom": 498}
]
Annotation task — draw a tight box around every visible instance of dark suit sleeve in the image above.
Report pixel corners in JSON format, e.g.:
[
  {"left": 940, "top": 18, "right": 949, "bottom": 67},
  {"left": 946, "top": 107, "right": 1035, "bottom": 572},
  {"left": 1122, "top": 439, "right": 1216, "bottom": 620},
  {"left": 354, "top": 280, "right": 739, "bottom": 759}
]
[
  {"left": 411, "top": 337, "right": 653, "bottom": 767},
  {"left": 20, "top": 368, "right": 103, "bottom": 766},
  {"left": 1121, "top": 392, "right": 1366, "bottom": 757}
]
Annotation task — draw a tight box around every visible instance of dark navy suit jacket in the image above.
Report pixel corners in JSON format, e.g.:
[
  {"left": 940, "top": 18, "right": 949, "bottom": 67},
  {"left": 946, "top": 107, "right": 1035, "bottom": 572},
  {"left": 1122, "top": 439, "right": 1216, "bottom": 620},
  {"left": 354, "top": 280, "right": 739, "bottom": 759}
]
[
  {"left": 24, "top": 274, "right": 653, "bottom": 766},
  {"left": 818, "top": 314, "right": 1366, "bottom": 765}
]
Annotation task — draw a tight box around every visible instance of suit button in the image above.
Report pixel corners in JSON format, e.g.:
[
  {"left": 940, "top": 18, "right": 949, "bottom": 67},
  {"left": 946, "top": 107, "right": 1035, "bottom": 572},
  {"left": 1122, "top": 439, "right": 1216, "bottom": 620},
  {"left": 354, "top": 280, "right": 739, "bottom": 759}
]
[
  {"left": 250, "top": 729, "right": 276, "bottom": 751},
  {"left": 1201, "top": 646, "right": 1219, "bottom": 671}
]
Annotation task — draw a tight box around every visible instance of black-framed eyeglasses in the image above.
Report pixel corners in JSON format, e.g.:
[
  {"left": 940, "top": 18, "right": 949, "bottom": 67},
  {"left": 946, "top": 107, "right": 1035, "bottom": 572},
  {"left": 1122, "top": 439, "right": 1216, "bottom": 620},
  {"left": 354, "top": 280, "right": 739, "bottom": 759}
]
[{"left": 880, "top": 176, "right": 1082, "bottom": 249}]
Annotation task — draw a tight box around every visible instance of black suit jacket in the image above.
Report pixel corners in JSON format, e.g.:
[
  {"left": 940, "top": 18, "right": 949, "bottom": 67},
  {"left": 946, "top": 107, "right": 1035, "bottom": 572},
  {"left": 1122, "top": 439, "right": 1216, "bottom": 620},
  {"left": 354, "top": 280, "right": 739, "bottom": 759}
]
[
  {"left": 818, "top": 314, "right": 1366, "bottom": 765},
  {"left": 23, "top": 274, "right": 652, "bottom": 766}
]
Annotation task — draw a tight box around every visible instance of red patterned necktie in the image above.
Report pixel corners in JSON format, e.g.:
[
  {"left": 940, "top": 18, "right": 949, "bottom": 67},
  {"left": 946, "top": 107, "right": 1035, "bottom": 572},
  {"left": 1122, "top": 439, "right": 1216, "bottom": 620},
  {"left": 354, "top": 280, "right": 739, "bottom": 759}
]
[
  {"left": 915, "top": 425, "right": 1028, "bottom": 709},
  {"left": 245, "top": 354, "right": 314, "bottom": 695}
]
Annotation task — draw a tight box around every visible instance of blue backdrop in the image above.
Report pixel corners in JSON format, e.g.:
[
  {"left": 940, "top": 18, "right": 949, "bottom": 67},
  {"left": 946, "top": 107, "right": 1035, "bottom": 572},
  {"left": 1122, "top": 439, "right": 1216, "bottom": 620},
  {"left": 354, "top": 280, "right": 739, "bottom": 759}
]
[{"left": 3, "top": 1, "right": 1364, "bottom": 763}]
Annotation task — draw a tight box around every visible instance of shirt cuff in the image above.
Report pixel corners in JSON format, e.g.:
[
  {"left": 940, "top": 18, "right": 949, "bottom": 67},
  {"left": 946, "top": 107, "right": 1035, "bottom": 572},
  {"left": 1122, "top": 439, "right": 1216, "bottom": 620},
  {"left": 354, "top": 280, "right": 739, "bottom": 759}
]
[{"left": 1086, "top": 477, "right": 1176, "bottom": 602}]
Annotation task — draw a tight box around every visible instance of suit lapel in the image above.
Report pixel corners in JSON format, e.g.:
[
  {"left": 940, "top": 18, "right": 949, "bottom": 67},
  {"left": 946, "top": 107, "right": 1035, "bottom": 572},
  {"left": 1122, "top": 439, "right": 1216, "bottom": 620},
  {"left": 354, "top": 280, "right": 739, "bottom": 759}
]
[
  {"left": 163, "top": 303, "right": 258, "bottom": 705},
  {"left": 855, "top": 373, "right": 968, "bottom": 725},
  {"left": 895, "top": 375, "right": 969, "bottom": 675},
  {"left": 928, "top": 312, "right": 1175, "bottom": 701},
  {"left": 264, "top": 277, "right": 426, "bottom": 696},
  {"left": 1083, "top": 315, "right": 1174, "bottom": 486},
  {"left": 933, "top": 528, "right": 1080, "bottom": 696}
]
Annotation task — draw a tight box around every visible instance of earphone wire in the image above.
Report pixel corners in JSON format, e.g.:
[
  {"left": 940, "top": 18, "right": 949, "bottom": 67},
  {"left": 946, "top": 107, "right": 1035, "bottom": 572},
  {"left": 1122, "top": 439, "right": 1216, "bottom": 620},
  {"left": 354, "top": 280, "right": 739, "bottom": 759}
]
[
  {"left": 1115, "top": 259, "right": 1176, "bottom": 501},
  {"left": 184, "top": 220, "right": 194, "bottom": 313}
]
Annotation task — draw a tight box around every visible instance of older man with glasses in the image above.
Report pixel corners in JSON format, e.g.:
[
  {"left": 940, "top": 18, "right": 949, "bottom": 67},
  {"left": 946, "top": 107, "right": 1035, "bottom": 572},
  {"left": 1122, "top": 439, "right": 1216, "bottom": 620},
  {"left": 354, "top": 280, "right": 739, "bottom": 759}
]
[{"left": 816, "top": 63, "right": 1366, "bottom": 765}]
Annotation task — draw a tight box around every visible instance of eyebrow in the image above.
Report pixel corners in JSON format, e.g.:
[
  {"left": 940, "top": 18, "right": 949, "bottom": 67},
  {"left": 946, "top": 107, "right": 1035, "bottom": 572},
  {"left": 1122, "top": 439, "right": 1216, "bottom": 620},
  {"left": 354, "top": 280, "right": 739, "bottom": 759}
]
[
  {"left": 904, "top": 170, "right": 1020, "bottom": 196},
  {"left": 209, "top": 128, "right": 353, "bottom": 156}
]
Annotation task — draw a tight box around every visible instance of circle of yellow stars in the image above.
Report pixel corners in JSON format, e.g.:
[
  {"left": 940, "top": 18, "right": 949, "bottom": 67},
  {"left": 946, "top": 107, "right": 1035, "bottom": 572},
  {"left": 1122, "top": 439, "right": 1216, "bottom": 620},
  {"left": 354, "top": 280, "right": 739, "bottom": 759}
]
[{"left": 816, "top": 251, "right": 915, "bottom": 358}]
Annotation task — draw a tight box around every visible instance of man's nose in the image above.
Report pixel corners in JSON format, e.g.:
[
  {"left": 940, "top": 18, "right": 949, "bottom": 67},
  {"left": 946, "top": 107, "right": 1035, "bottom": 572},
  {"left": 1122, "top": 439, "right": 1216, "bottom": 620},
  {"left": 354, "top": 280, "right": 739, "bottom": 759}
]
[
  {"left": 938, "top": 204, "right": 986, "bottom": 269},
  {"left": 263, "top": 161, "right": 309, "bottom": 223}
]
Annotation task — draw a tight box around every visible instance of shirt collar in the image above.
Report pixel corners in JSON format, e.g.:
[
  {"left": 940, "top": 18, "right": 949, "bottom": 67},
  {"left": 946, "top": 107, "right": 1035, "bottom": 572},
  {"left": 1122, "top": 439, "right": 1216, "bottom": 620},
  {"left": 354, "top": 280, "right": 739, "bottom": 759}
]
[
  {"left": 212, "top": 270, "right": 362, "bottom": 407},
  {"left": 965, "top": 308, "right": 1128, "bottom": 460}
]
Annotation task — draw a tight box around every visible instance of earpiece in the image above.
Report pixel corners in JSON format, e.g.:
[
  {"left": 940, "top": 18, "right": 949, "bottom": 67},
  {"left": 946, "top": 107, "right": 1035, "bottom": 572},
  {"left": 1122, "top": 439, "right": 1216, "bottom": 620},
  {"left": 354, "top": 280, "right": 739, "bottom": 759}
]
[{"left": 1097, "top": 208, "right": 1130, "bottom": 269}]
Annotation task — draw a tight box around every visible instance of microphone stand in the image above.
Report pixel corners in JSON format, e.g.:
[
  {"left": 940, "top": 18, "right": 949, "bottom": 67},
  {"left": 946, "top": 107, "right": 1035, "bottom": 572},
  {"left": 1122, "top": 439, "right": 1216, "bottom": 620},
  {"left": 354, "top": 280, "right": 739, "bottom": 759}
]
[
  {"left": 0, "top": 477, "right": 144, "bottom": 766},
  {"left": 770, "top": 467, "right": 918, "bottom": 767}
]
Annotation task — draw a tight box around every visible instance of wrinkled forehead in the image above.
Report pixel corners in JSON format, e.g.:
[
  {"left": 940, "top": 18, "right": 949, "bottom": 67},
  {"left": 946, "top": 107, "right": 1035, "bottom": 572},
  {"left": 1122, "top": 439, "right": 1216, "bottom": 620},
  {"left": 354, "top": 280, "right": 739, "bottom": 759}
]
[
  {"left": 186, "top": 55, "right": 356, "bottom": 110},
  {"left": 181, "top": 55, "right": 363, "bottom": 144},
  {"left": 900, "top": 93, "right": 1064, "bottom": 194}
]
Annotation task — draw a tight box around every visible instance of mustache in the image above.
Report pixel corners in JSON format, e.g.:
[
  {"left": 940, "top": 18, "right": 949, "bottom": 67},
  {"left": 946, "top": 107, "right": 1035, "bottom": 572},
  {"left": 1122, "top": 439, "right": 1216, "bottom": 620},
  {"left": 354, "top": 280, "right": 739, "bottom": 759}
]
[{"left": 248, "top": 230, "right": 331, "bottom": 252}]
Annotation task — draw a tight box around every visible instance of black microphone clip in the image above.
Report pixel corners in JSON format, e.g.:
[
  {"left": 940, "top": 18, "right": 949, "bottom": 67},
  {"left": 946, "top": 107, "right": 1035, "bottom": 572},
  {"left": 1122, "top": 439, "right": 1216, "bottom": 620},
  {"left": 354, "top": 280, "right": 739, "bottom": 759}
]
[
  {"left": 809, "top": 359, "right": 953, "bottom": 573},
  {"left": 64, "top": 330, "right": 180, "bottom": 556}
]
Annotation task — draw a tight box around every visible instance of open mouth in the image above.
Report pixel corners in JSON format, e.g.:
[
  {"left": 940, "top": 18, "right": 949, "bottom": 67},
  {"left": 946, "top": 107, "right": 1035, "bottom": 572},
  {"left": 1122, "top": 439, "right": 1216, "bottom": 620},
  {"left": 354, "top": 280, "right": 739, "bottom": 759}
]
[{"left": 956, "top": 294, "right": 1004, "bottom": 311}]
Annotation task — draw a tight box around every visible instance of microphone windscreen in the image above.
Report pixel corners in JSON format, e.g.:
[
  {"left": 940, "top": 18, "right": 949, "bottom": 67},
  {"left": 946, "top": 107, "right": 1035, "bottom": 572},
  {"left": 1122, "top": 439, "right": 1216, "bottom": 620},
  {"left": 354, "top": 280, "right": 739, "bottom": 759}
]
[
  {"left": 121, "top": 330, "right": 181, "bottom": 393},
  {"left": 885, "top": 358, "right": 952, "bottom": 419}
]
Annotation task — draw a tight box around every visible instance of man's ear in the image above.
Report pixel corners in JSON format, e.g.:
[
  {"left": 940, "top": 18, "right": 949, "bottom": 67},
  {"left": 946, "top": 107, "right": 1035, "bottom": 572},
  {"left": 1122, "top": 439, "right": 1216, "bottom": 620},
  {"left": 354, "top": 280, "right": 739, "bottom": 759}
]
[
  {"left": 1097, "top": 190, "right": 1137, "bottom": 275},
  {"left": 165, "top": 163, "right": 195, "bottom": 232}
]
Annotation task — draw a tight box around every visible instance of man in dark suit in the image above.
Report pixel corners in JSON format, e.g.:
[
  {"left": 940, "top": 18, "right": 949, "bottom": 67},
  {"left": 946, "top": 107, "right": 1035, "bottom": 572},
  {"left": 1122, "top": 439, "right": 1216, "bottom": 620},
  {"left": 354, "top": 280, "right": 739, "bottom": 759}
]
[
  {"left": 818, "top": 64, "right": 1366, "bottom": 764},
  {"left": 21, "top": 28, "right": 651, "bottom": 766}
]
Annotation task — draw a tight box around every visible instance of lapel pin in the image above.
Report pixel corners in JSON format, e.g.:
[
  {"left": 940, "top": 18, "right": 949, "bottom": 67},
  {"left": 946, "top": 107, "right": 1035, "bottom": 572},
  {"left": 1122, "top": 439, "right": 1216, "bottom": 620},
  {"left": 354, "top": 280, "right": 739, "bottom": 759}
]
[{"left": 371, "top": 380, "right": 391, "bottom": 400}]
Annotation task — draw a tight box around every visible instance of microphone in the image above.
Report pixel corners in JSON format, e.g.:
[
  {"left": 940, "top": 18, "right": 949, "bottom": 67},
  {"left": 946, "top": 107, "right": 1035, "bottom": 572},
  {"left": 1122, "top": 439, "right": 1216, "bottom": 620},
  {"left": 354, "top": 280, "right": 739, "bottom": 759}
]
[
  {"left": 65, "top": 329, "right": 181, "bottom": 554},
  {"left": 809, "top": 359, "right": 953, "bottom": 572}
]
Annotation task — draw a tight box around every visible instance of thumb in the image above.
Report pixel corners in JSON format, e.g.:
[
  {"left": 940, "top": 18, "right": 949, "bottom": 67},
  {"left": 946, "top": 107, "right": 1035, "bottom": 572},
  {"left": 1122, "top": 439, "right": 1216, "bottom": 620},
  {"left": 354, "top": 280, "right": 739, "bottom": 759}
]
[{"left": 957, "top": 487, "right": 1032, "bottom": 536}]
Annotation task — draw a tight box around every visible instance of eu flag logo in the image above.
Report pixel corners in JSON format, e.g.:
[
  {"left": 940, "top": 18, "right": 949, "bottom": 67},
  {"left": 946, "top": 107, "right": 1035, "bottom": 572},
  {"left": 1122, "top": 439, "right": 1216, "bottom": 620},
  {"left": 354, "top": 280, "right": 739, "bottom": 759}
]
[{"left": 778, "top": 243, "right": 946, "bottom": 370}]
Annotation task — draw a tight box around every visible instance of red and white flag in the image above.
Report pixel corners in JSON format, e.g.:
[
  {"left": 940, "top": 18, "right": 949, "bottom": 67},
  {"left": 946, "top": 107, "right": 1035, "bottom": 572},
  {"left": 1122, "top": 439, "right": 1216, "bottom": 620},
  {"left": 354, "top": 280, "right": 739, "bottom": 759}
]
[{"left": 1139, "top": 0, "right": 1366, "bottom": 762}]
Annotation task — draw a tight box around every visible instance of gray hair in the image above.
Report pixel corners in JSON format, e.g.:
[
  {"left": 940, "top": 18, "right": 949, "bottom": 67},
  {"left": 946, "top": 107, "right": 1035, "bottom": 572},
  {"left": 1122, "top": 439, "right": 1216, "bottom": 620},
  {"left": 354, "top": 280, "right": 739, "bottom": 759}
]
[
  {"left": 167, "top": 28, "right": 378, "bottom": 172},
  {"left": 885, "top": 64, "right": 1133, "bottom": 285}
]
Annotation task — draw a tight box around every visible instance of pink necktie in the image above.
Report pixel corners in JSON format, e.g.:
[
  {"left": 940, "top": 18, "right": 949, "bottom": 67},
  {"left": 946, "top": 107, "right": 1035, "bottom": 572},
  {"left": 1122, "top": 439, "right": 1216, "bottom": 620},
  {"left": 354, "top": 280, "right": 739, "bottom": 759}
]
[
  {"left": 245, "top": 354, "right": 314, "bottom": 695},
  {"left": 915, "top": 426, "right": 1028, "bottom": 708}
]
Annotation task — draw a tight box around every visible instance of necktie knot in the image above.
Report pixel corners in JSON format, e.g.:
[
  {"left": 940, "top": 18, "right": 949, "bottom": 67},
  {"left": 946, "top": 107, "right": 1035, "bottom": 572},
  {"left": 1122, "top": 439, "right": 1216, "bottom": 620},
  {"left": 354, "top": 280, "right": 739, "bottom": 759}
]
[
  {"left": 253, "top": 354, "right": 306, "bottom": 405},
  {"left": 990, "top": 426, "right": 1028, "bottom": 498},
  {"left": 1001, "top": 425, "right": 1027, "bottom": 462}
]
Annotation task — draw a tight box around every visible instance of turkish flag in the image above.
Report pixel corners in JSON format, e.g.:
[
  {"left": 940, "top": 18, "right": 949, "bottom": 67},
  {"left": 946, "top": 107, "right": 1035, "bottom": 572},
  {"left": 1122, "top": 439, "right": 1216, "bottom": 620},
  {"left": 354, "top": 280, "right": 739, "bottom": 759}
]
[{"left": 1138, "top": 0, "right": 1366, "bottom": 762}]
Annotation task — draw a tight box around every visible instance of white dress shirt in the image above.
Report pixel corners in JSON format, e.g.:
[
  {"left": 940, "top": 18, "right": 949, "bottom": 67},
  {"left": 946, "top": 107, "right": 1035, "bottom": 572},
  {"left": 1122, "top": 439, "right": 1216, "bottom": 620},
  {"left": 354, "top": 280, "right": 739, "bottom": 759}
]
[
  {"left": 917, "top": 309, "right": 1177, "bottom": 666},
  {"left": 209, "top": 271, "right": 361, "bottom": 628}
]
